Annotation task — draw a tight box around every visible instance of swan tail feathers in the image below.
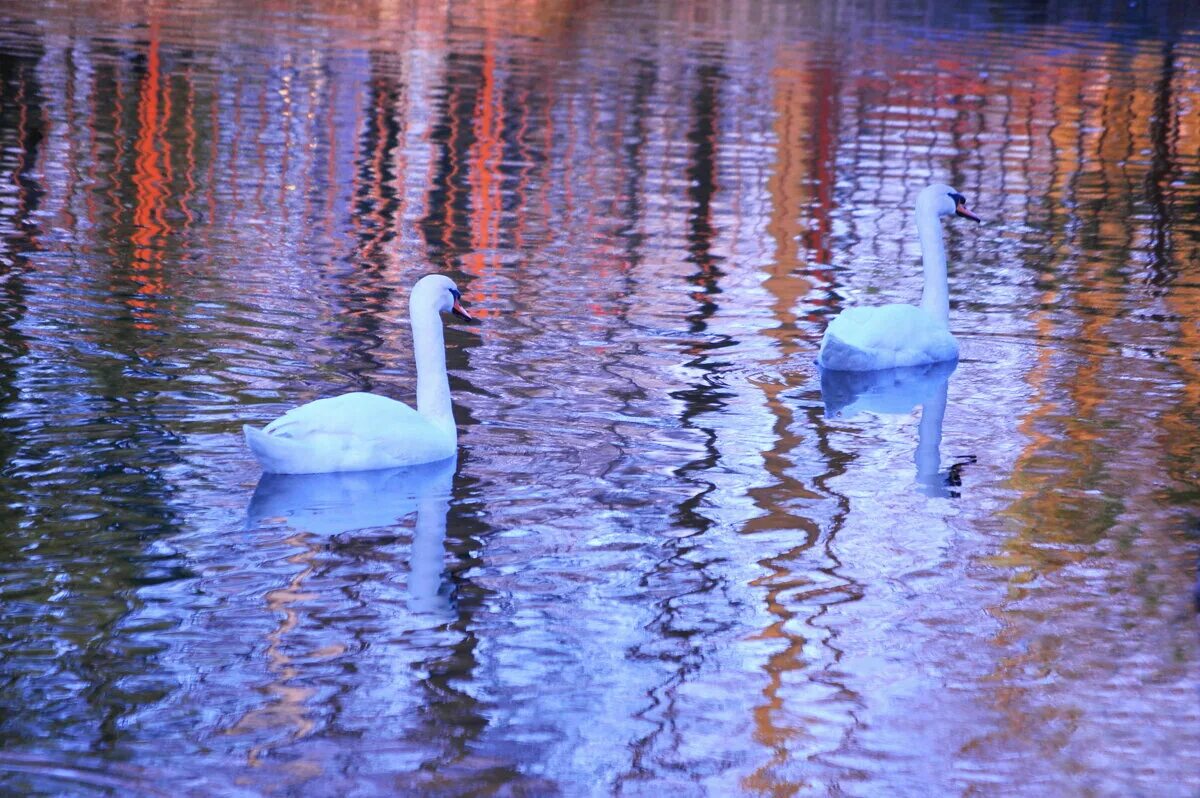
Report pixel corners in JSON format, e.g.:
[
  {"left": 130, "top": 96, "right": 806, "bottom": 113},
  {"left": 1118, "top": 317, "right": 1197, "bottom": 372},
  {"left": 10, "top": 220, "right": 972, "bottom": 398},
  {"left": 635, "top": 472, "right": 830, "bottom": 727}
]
[
  {"left": 819, "top": 334, "right": 883, "bottom": 372},
  {"left": 244, "top": 424, "right": 305, "bottom": 474}
]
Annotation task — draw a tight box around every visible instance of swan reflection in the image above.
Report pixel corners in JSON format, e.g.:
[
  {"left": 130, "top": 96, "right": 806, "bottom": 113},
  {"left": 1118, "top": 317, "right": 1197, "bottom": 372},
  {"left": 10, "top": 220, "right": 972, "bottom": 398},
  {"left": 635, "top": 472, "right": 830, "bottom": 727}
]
[
  {"left": 246, "top": 456, "right": 458, "bottom": 615},
  {"left": 820, "top": 361, "right": 971, "bottom": 497}
]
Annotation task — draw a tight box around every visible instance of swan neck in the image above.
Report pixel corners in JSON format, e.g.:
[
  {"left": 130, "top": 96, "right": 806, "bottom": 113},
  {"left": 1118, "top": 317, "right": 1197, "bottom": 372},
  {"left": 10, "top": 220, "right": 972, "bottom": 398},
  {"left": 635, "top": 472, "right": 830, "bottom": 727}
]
[
  {"left": 411, "top": 306, "right": 454, "bottom": 429},
  {"left": 916, "top": 204, "right": 950, "bottom": 326}
]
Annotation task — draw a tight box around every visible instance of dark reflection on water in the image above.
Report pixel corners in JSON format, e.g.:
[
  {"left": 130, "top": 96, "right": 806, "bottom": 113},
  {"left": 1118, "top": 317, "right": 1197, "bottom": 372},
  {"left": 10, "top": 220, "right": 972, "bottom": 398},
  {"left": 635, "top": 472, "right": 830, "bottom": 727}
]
[{"left": 1, "top": 0, "right": 1199, "bottom": 795}]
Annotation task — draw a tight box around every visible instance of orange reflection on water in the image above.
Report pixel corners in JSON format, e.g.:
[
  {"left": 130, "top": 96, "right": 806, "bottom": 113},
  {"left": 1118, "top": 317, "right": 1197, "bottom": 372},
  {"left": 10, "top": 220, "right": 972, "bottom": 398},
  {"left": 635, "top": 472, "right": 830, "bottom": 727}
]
[
  {"left": 225, "top": 532, "right": 328, "bottom": 779},
  {"left": 129, "top": 17, "right": 170, "bottom": 330},
  {"left": 465, "top": 36, "right": 503, "bottom": 315}
]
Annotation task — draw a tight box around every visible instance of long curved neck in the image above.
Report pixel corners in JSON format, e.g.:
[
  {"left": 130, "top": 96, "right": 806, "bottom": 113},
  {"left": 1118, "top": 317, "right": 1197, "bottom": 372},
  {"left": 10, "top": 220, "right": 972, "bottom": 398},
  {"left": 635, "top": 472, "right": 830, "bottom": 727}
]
[
  {"left": 916, "top": 204, "right": 950, "bottom": 326},
  {"left": 411, "top": 305, "right": 454, "bottom": 430}
]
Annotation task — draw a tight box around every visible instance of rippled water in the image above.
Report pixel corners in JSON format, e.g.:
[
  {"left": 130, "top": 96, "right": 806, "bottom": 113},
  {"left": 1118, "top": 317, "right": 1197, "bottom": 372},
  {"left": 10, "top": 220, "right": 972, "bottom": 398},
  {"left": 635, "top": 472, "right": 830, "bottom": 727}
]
[{"left": 1, "top": 1, "right": 1198, "bottom": 795}]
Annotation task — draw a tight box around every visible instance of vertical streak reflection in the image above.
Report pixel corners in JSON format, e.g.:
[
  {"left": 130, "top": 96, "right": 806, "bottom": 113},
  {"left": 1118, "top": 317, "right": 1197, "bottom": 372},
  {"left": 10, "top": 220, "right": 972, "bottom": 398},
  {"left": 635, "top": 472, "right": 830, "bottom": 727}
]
[
  {"left": 129, "top": 19, "right": 169, "bottom": 330},
  {"left": 743, "top": 43, "right": 861, "bottom": 792},
  {"left": 622, "top": 49, "right": 732, "bottom": 788}
]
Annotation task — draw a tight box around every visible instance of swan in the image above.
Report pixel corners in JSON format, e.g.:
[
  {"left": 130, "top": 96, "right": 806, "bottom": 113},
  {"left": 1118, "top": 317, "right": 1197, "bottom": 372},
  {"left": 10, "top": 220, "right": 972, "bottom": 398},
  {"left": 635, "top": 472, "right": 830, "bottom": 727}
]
[
  {"left": 243, "top": 274, "right": 472, "bottom": 474},
  {"left": 818, "top": 183, "right": 980, "bottom": 371}
]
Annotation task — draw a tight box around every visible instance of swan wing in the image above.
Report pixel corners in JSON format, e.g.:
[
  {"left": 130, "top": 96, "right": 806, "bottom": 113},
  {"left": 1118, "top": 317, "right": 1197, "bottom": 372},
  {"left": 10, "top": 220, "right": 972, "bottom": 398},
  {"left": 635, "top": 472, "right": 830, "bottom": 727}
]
[
  {"left": 248, "top": 392, "right": 454, "bottom": 473},
  {"left": 264, "top": 392, "right": 423, "bottom": 439},
  {"left": 820, "top": 304, "right": 958, "bottom": 371}
]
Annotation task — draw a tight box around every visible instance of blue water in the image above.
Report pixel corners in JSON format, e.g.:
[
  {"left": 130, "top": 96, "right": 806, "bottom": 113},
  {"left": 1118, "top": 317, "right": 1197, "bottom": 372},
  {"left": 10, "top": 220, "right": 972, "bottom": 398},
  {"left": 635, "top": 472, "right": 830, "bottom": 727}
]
[{"left": 0, "top": 1, "right": 1198, "bottom": 795}]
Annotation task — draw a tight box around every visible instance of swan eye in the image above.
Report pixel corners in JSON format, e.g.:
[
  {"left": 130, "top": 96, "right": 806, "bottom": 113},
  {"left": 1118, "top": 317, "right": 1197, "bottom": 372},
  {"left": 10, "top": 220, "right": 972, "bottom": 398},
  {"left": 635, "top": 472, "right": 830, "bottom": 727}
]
[
  {"left": 948, "top": 192, "right": 966, "bottom": 205},
  {"left": 450, "top": 288, "right": 461, "bottom": 301}
]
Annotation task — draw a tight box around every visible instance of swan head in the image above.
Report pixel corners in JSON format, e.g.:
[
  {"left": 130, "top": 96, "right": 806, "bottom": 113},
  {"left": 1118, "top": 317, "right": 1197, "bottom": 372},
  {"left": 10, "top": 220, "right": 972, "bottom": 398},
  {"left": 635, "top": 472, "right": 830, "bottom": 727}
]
[
  {"left": 918, "top": 183, "right": 981, "bottom": 223},
  {"left": 411, "top": 274, "right": 473, "bottom": 321}
]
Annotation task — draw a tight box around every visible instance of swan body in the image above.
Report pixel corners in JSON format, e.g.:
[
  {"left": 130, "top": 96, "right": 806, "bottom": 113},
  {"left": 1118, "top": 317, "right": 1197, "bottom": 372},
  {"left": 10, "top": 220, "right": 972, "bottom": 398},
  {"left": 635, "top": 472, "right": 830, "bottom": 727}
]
[
  {"left": 244, "top": 274, "right": 472, "bottom": 474},
  {"left": 820, "top": 304, "right": 958, "bottom": 371},
  {"left": 244, "top": 393, "right": 454, "bottom": 474},
  {"left": 818, "top": 184, "right": 979, "bottom": 372}
]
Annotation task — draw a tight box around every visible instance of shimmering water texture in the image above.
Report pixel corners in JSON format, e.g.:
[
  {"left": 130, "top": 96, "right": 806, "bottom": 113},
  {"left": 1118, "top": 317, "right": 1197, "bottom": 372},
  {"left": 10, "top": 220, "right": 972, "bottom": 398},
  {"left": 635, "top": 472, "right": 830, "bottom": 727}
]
[{"left": 1, "top": 1, "right": 1199, "bottom": 795}]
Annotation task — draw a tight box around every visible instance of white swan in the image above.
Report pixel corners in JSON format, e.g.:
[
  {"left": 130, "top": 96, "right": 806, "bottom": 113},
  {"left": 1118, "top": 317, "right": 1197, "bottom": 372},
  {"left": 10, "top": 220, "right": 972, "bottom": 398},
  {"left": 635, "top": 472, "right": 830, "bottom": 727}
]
[
  {"left": 243, "top": 274, "right": 472, "bottom": 474},
  {"left": 818, "top": 183, "right": 980, "bottom": 371}
]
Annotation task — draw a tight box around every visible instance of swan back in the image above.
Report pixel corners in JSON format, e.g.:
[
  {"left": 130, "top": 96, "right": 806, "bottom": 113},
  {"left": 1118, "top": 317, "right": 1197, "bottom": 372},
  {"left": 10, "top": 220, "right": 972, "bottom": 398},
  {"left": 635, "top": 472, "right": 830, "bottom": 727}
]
[
  {"left": 244, "top": 393, "right": 456, "bottom": 473},
  {"left": 819, "top": 304, "right": 958, "bottom": 371}
]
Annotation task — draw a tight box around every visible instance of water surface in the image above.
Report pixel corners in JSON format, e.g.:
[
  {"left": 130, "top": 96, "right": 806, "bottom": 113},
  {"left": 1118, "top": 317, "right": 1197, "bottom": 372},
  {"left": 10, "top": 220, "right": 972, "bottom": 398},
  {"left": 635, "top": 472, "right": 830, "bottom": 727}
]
[{"left": 1, "top": 1, "right": 1198, "bottom": 795}]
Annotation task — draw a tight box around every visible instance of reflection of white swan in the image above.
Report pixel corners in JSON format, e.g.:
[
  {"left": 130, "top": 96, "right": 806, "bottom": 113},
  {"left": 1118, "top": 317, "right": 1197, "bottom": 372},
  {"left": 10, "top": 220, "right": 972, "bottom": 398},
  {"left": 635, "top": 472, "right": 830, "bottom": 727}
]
[
  {"left": 821, "top": 361, "right": 968, "bottom": 497},
  {"left": 246, "top": 457, "right": 457, "bottom": 615},
  {"left": 818, "top": 184, "right": 980, "bottom": 371},
  {"left": 244, "top": 275, "right": 473, "bottom": 474}
]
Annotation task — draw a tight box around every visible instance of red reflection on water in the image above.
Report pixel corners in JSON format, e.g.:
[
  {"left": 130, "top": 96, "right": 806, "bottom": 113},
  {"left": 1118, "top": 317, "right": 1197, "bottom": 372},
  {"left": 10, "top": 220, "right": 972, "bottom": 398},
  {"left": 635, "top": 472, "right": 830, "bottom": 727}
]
[
  {"left": 129, "top": 17, "right": 170, "bottom": 330},
  {"left": 465, "top": 37, "right": 502, "bottom": 316}
]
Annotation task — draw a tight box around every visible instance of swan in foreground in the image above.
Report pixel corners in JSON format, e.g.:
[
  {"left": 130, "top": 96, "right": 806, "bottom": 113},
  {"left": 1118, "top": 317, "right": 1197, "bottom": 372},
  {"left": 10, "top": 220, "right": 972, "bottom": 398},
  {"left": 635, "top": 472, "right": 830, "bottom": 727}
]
[
  {"left": 244, "top": 274, "right": 472, "bottom": 474},
  {"left": 818, "top": 183, "right": 980, "bottom": 372}
]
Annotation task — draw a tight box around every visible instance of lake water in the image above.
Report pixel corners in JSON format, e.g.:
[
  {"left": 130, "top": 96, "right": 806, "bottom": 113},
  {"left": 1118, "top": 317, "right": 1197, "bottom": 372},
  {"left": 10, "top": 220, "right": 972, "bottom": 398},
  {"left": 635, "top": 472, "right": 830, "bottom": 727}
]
[{"left": 1, "top": 1, "right": 1198, "bottom": 795}]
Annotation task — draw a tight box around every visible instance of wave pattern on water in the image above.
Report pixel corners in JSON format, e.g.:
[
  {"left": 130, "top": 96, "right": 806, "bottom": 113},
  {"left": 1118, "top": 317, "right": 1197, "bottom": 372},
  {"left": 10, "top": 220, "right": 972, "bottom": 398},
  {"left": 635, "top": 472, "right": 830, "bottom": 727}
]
[{"left": 0, "top": 0, "right": 1198, "bottom": 795}]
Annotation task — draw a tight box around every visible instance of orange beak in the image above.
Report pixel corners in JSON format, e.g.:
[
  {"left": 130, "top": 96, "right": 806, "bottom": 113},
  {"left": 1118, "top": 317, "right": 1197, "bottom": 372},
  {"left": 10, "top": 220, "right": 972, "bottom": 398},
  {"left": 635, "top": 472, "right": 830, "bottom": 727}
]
[
  {"left": 955, "top": 201, "right": 982, "bottom": 223},
  {"left": 452, "top": 299, "right": 473, "bottom": 321}
]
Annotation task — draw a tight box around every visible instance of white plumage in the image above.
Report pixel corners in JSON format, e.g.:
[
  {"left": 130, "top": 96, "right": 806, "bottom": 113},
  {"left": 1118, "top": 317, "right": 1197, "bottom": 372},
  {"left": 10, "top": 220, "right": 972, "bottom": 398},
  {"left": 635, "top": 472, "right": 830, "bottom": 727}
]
[
  {"left": 819, "top": 304, "right": 959, "bottom": 371},
  {"left": 244, "top": 392, "right": 455, "bottom": 473}
]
